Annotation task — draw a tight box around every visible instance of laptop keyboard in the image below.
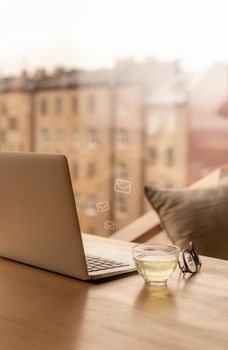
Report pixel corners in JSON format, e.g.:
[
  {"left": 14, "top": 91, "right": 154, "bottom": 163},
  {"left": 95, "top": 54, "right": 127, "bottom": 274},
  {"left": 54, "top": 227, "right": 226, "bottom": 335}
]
[{"left": 86, "top": 255, "right": 130, "bottom": 272}]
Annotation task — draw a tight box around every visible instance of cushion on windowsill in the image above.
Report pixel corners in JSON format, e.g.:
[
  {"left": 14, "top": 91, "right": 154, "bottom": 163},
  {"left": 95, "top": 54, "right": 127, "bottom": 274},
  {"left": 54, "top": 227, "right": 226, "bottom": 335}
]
[{"left": 144, "top": 184, "right": 228, "bottom": 260}]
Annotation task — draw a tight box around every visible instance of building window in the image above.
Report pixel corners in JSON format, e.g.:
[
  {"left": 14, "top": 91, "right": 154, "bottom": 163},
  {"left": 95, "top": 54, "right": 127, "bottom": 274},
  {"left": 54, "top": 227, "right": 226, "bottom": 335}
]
[
  {"left": 166, "top": 114, "right": 177, "bottom": 133},
  {"left": 87, "top": 129, "right": 97, "bottom": 148},
  {"left": 72, "top": 129, "right": 80, "bottom": 147},
  {"left": 40, "top": 99, "right": 48, "bottom": 115},
  {"left": 147, "top": 147, "right": 157, "bottom": 164},
  {"left": 166, "top": 147, "right": 175, "bottom": 166},
  {"left": 146, "top": 112, "right": 160, "bottom": 134},
  {"left": 118, "top": 101, "right": 128, "bottom": 115},
  {"left": 55, "top": 129, "right": 64, "bottom": 143},
  {"left": 56, "top": 97, "right": 62, "bottom": 114},
  {"left": 72, "top": 96, "right": 78, "bottom": 113},
  {"left": 72, "top": 161, "right": 78, "bottom": 179},
  {"left": 1, "top": 130, "right": 6, "bottom": 144},
  {"left": 85, "top": 195, "right": 96, "bottom": 216},
  {"left": 8, "top": 117, "right": 18, "bottom": 130},
  {"left": 87, "top": 163, "right": 96, "bottom": 178},
  {"left": 115, "top": 129, "right": 128, "bottom": 147},
  {"left": 40, "top": 128, "right": 50, "bottom": 143},
  {"left": 115, "top": 197, "right": 127, "bottom": 215},
  {"left": 116, "top": 163, "right": 128, "bottom": 178},
  {"left": 0, "top": 102, "right": 6, "bottom": 116},
  {"left": 88, "top": 94, "right": 95, "bottom": 113}
]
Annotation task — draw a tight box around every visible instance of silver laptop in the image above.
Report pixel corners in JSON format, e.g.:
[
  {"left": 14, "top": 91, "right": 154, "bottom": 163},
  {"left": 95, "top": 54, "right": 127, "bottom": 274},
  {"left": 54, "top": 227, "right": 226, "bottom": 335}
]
[{"left": 0, "top": 152, "right": 136, "bottom": 280}]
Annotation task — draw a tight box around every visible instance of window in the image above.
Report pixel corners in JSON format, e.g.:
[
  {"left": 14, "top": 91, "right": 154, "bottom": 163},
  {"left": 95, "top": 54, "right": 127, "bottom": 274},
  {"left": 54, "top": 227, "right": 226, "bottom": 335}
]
[
  {"left": 40, "top": 128, "right": 50, "bottom": 143},
  {"left": 55, "top": 129, "right": 64, "bottom": 142},
  {"left": 166, "top": 147, "right": 175, "bottom": 166},
  {"left": 146, "top": 112, "right": 160, "bottom": 134},
  {"left": 72, "top": 129, "right": 80, "bottom": 147},
  {"left": 87, "top": 129, "right": 97, "bottom": 148},
  {"left": 40, "top": 99, "right": 48, "bottom": 115},
  {"left": 147, "top": 147, "right": 157, "bottom": 164},
  {"left": 8, "top": 117, "right": 18, "bottom": 130},
  {"left": 56, "top": 97, "right": 62, "bottom": 114},
  {"left": 72, "top": 161, "right": 78, "bottom": 179},
  {"left": 87, "top": 162, "right": 96, "bottom": 178},
  {"left": 116, "top": 163, "right": 128, "bottom": 178},
  {"left": 88, "top": 94, "right": 95, "bottom": 113},
  {"left": 118, "top": 101, "right": 128, "bottom": 115},
  {"left": 72, "top": 96, "right": 78, "bottom": 113},
  {"left": 85, "top": 195, "right": 96, "bottom": 216},
  {"left": 1, "top": 130, "right": 6, "bottom": 144},
  {"left": 115, "top": 197, "right": 127, "bottom": 215},
  {"left": 166, "top": 114, "right": 177, "bottom": 133},
  {"left": 115, "top": 129, "right": 128, "bottom": 147},
  {"left": 0, "top": 102, "right": 6, "bottom": 116}
]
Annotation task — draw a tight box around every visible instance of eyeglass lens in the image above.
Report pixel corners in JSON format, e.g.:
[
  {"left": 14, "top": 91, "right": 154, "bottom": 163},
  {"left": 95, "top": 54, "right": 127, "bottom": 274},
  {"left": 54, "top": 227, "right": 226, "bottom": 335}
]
[
  {"left": 178, "top": 242, "right": 201, "bottom": 274},
  {"left": 183, "top": 249, "right": 198, "bottom": 273}
]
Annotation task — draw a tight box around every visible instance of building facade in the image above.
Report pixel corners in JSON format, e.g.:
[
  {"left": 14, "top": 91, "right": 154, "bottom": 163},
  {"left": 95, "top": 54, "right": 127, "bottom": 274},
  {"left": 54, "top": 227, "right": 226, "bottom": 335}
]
[{"left": 0, "top": 60, "right": 188, "bottom": 236}]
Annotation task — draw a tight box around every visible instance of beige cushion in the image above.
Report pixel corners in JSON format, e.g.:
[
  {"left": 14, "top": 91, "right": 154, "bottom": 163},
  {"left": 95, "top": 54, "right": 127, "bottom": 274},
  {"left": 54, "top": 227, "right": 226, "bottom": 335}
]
[{"left": 144, "top": 184, "right": 228, "bottom": 260}]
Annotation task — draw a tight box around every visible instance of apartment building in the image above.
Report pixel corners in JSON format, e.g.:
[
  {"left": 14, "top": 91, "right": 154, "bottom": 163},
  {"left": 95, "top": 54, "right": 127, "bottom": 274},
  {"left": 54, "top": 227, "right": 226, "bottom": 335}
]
[
  {"left": 0, "top": 74, "right": 33, "bottom": 152},
  {"left": 110, "top": 84, "right": 143, "bottom": 230},
  {"left": 32, "top": 69, "right": 114, "bottom": 236},
  {"left": 0, "top": 59, "right": 188, "bottom": 236}
]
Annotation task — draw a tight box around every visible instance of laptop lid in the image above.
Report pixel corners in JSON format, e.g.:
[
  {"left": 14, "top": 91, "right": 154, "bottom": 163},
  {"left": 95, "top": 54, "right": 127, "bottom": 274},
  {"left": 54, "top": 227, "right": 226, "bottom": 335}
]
[{"left": 0, "top": 152, "right": 89, "bottom": 280}]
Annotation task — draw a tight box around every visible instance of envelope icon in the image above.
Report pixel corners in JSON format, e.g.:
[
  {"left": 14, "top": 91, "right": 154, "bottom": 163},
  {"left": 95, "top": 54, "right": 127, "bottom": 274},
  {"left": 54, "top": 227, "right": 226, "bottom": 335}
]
[
  {"left": 114, "top": 179, "right": 132, "bottom": 194},
  {"left": 96, "top": 200, "right": 109, "bottom": 213},
  {"left": 104, "top": 220, "right": 116, "bottom": 230}
]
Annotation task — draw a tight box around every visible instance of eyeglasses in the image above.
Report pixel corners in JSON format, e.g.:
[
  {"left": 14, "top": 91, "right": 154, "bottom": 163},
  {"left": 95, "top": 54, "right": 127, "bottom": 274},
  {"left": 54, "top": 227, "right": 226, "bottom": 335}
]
[{"left": 178, "top": 242, "right": 202, "bottom": 274}]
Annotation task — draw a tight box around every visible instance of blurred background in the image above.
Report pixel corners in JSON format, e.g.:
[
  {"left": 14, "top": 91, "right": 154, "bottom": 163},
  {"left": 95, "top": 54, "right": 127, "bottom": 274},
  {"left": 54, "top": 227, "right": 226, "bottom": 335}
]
[{"left": 0, "top": 0, "right": 228, "bottom": 236}]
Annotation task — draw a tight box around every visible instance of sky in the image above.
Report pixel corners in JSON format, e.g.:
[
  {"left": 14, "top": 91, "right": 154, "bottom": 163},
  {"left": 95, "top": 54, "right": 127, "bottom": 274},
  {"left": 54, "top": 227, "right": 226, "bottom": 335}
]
[{"left": 1, "top": 0, "right": 228, "bottom": 75}]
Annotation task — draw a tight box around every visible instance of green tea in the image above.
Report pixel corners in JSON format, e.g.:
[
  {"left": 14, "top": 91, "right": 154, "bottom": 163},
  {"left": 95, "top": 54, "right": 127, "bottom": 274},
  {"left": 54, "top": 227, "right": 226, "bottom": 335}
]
[{"left": 134, "top": 252, "right": 178, "bottom": 284}]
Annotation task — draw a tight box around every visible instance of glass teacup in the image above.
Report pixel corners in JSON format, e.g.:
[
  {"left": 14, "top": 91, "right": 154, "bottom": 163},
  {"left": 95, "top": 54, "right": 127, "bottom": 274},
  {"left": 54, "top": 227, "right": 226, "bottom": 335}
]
[{"left": 133, "top": 244, "right": 180, "bottom": 285}]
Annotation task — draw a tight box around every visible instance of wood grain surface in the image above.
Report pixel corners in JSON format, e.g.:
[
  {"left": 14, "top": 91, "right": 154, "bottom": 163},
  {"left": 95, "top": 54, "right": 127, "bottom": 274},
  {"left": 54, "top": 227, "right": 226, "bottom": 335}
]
[{"left": 0, "top": 235, "right": 227, "bottom": 350}]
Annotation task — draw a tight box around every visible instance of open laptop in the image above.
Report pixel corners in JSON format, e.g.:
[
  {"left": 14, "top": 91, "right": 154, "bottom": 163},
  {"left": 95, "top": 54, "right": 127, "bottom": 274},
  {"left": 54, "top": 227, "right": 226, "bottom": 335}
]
[{"left": 0, "top": 152, "right": 136, "bottom": 280}]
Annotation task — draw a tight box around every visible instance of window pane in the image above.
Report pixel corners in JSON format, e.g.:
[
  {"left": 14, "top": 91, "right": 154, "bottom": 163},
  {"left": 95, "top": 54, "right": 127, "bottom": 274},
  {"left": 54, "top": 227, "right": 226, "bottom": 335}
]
[
  {"left": 1, "top": 2, "right": 228, "bottom": 237},
  {"left": 72, "top": 129, "right": 80, "bottom": 147},
  {"left": 87, "top": 129, "right": 97, "bottom": 148},
  {"left": 56, "top": 129, "right": 64, "bottom": 142},
  {"left": 40, "top": 99, "right": 48, "bottom": 115},
  {"left": 72, "top": 96, "right": 78, "bottom": 113},
  {"left": 88, "top": 95, "right": 95, "bottom": 113},
  {"left": 8, "top": 117, "right": 18, "bottom": 130},
  {"left": 56, "top": 97, "right": 62, "bottom": 114},
  {"left": 166, "top": 147, "right": 175, "bottom": 167},
  {"left": 87, "top": 163, "right": 96, "bottom": 178}
]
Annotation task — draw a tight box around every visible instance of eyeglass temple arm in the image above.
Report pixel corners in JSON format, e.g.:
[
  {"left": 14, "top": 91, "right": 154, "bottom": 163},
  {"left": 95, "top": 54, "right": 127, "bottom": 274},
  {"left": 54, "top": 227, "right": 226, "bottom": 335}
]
[{"left": 178, "top": 260, "right": 188, "bottom": 273}]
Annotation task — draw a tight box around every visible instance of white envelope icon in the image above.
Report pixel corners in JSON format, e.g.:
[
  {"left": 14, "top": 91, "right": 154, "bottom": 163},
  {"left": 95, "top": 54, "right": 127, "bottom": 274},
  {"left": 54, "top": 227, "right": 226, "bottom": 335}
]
[
  {"left": 104, "top": 220, "right": 116, "bottom": 230},
  {"left": 114, "top": 179, "right": 132, "bottom": 194},
  {"left": 96, "top": 201, "right": 109, "bottom": 213}
]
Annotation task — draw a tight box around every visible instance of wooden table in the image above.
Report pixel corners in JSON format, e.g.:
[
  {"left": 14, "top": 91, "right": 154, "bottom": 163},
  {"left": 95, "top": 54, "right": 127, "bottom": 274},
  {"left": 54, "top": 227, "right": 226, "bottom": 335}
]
[{"left": 0, "top": 236, "right": 228, "bottom": 350}]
